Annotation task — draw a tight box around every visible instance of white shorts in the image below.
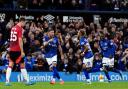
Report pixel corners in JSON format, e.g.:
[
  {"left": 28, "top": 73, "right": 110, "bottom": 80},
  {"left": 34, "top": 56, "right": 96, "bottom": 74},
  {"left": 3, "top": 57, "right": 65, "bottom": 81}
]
[
  {"left": 46, "top": 55, "right": 57, "bottom": 65},
  {"left": 102, "top": 57, "right": 114, "bottom": 66},
  {"left": 83, "top": 56, "right": 94, "bottom": 68}
]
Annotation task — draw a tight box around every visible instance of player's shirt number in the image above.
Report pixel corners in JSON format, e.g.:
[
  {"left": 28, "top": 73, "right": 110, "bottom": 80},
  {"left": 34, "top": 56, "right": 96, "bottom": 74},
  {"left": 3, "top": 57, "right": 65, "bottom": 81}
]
[{"left": 10, "top": 28, "right": 17, "bottom": 41}]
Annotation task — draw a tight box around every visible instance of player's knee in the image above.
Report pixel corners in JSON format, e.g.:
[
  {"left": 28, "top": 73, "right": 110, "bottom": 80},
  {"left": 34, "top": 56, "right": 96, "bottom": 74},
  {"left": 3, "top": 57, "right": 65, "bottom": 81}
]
[
  {"left": 9, "top": 62, "right": 14, "bottom": 67},
  {"left": 20, "top": 63, "right": 25, "bottom": 69}
]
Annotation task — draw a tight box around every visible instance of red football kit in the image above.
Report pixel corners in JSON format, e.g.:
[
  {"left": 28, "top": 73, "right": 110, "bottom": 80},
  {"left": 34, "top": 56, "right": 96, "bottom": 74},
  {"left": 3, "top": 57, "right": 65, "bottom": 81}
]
[{"left": 9, "top": 25, "right": 23, "bottom": 64}]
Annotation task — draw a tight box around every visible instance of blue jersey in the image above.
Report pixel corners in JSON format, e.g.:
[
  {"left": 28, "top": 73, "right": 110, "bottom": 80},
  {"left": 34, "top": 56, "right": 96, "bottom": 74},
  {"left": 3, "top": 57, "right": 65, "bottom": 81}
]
[
  {"left": 43, "top": 35, "right": 59, "bottom": 58},
  {"left": 93, "top": 60, "right": 102, "bottom": 69},
  {"left": 80, "top": 36, "right": 93, "bottom": 58},
  {"left": 117, "top": 59, "right": 126, "bottom": 71},
  {"left": 24, "top": 57, "right": 35, "bottom": 71},
  {"left": 100, "top": 39, "right": 116, "bottom": 58}
]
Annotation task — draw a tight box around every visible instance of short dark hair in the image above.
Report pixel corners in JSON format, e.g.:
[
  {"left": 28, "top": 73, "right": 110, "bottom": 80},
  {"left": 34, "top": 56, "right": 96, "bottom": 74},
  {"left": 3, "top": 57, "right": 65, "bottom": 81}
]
[
  {"left": 27, "top": 53, "right": 32, "bottom": 57},
  {"left": 80, "top": 29, "right": 86, "bottom": 36},
  {"left": 19, "top": 17, "right": 25, "bottom": 22}
]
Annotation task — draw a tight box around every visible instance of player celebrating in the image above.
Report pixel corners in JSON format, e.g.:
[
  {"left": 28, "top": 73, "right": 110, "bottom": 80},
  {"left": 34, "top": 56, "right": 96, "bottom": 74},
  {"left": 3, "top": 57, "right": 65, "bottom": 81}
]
[
  {"left": 78, "top": 29, "right": 94, "bottom": 84},
  {"left": 5, "top": 17, "right": 33, "bottom": 86},
  {"left": 99, "top": 33, "right": 122, "bottom": 82},
  {"left": 43, "top": 28, "right": 64, "bottom": 85}
]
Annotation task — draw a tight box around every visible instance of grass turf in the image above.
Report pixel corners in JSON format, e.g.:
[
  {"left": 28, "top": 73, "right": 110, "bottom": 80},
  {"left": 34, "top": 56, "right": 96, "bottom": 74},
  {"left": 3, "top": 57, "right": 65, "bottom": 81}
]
[{"left": 0, "top": 82, "right": 128, "bottom": 89}]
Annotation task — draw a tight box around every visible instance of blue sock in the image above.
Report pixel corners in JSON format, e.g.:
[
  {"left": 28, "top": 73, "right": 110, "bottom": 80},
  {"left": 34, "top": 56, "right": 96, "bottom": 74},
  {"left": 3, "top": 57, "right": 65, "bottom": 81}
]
[
  {"left": 53, "top": 71, "right": 56, "bottom": 79},
  {"left": 83, "top": 69, "right": 90, "bottom": 80},
  {"left": 53, "top": 66, "right": 60, "bottom": 79},
  {"left": 104, "top": 71, "right": 111, "bottom": 81}
]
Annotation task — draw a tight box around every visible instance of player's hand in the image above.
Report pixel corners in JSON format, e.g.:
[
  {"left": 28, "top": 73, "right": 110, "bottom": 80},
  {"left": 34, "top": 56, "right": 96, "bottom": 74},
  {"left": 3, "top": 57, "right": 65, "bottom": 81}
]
[{"left": 21, "top": 52, "right": 25, "bottom": 58}]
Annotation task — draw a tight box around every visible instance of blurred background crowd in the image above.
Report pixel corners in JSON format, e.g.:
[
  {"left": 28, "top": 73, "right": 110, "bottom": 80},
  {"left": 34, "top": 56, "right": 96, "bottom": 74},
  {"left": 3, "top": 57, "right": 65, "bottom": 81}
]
[
  {"left": 0, "top": 16, "right": 128, "bottom": 73},
  {"left": 0, "top": 0, "right": 128, "bottom": 74},
  {"left": 0, "top": 0, "right": 128, "bottom": 11}
]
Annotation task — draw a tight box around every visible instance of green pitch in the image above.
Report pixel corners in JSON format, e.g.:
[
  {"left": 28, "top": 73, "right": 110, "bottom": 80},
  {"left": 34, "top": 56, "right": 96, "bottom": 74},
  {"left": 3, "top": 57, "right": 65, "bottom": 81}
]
[{"left": 0, "top": 82, "right": 128, "bottom": 89}]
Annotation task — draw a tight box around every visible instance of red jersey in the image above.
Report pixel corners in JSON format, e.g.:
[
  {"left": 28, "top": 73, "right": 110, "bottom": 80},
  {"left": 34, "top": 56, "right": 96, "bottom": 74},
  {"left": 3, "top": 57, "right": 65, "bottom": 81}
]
[{"left": 10, "top": 25, "right": 22, "bottom": 52}]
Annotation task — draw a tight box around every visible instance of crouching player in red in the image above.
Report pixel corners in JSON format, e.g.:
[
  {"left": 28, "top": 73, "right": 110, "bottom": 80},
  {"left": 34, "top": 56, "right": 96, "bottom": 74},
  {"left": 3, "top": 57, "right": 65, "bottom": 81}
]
[{"left": 5, "top": 17, "right": 34, "bottom": 86}]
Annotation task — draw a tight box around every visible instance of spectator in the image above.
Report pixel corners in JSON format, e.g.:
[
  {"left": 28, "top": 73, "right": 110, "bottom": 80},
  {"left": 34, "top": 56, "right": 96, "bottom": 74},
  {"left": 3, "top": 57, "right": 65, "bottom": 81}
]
[
  {"left": 0, "top": 53, "right": 3, "bottom": 66},
  {"left": 24, "top": 54, "right": 35, "bottom": 71},
  {"left": 55, "top": 0, "right": 63, "bottom": 10},
  {"left": 3, "top": 1, "right": 13, "bottom": 9},
  {"left": 93, "top": 53, "right": 102, "bottom": 69},
  {"left": 39, "top": 0, "right": 46, "bottom": 9},
  {"left": 43, "top": 21, "right": 49, "bottom": 32},
  {"left": 23, "top": 37, "right": 30, "bottom": 55},
  {"left": 74, "top": 49, "right": 82, "bottom": 74},
  {"left": 0, "top": 52, "right": 9, "bottom": 71},
  {"left": 0, "top": 0, "right": 128, "bottom": 10},
  {"left": 36, "top": 54, "right": 46, "bottom": 71},
  {"left": 31, "top": 0, "right": 39, "bottom": 9},
  {"left": 17, "top": 0, "right": 28, "bottom": 9},
  {"left": 3, "top": 53, "right": 9, "bottom": 68},
  {"left": 5, "top": 18, "right": 14, "bottom": 40},
  {"left": 70, "top": 0, "right": 78, "bottom": 10},
  {"left": 0, "top": 33, "right": 4, "bottom": 49},
  {"left": 78, "top": 0, "right": 85, "bottom": 9},
  {"left": 117, "top": 48, "right": 128, "bottom": 71},
  {"left": 13, "top": 0, "right": 18, "bottom": 9},
  {"left": 0, "top": 53, "right": 4, "bottom": 74},
  {"left": 123, "top": 36, "right": 128, "bottom": 50}
]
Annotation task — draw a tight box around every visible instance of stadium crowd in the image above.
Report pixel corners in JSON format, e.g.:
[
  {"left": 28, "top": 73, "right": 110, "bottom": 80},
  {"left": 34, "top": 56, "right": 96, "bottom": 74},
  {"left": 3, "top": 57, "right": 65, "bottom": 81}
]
[
  {"left": 0, "top": 15, "right": 128, "bottom": 73},
  {"left": 0, "top": 0, "right": 128, "bottom": 10}
]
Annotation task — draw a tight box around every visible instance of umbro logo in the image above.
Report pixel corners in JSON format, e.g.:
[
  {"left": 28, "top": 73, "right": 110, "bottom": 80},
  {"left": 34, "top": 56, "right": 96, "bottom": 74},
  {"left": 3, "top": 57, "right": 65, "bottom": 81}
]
[{"left": 44, "top": 14, "right": 55, "bottom": 21}]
